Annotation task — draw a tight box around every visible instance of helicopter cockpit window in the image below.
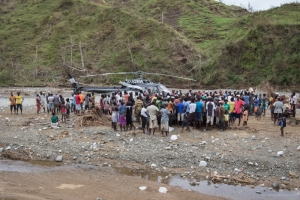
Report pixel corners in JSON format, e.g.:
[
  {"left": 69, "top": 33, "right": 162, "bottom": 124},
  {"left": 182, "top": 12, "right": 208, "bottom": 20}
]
[{"left": 145, "top": 86, "right": 159, "bottom": 94}]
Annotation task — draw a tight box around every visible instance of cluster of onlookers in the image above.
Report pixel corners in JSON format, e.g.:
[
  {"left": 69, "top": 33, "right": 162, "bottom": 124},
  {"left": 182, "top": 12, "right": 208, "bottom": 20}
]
[{"left": 8, "top": 89, "right": 299, "bottom": 136}]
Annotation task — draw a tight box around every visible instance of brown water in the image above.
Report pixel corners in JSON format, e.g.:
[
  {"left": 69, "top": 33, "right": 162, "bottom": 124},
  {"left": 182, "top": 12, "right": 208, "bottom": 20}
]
[{"left": 114, "top": 167, "right": 300, "bottom": 200}]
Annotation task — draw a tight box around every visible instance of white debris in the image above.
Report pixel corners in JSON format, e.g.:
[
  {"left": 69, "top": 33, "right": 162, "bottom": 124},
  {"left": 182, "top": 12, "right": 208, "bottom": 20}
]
[
  {"left": 169, "top": 127, "right": 174, "bottom": 132},
  {"left": 170, "top": 135, "right": 178, "bottom": 141},
  {"left": 151, "top": 164, "right": 157, "bottom": 168},
  {"left": 248, "top": 162, "right": 254, "bottom": 165},
  {"left": 158, "top": 187, "right": 168, "bottom": 193},
  {"left": 297, "top": 146, "right": 300, "bottom": 151},
  {"left": 6, "top": 146, "right": 11, "bottom": 150},
  {"left": 116, "top": 133, "right": 120, "bottom": 137},
  {"left": 129, "top": 138, "right": 133, "bottom": 142},
  {"left": 139, "top": 186, "right": 147, "bottom": 191},
  {"left": 199, "top": 161, "right": 207, "bottom": 167},
  {"left": 277, "top": 151, "right": 284, "bottom": 156}
]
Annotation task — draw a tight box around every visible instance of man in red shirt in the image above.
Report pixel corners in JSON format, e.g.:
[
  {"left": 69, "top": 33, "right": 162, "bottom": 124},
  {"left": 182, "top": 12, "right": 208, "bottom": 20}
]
[
  {"left": 233, "top": 95, "right": 245, "bottom": 126},
  {"left": 75, "top": 92, "right": 81, "bottom": 114}
]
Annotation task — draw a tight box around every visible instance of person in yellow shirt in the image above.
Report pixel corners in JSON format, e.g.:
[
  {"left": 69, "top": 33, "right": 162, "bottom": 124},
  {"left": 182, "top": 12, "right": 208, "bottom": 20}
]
[
  {"left": 227, "top": 97, "right": 235, "bottom": 125},
  {"left": 15, "top": 92, "right": 24, "bottom": 115},
  {"left": 9, "top": 92, "right": 16, "bottom": 114}
]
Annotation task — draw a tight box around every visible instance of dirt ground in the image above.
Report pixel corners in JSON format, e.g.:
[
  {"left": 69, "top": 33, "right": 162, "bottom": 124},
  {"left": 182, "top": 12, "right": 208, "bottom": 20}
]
[{"left": 0, "top": 161, "right": 224, "bottom": 200}]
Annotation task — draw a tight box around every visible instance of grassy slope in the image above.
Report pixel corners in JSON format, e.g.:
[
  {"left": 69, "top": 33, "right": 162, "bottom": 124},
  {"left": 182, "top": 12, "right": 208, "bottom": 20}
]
[
  {"left": 0, "top": 0, "right": 300, "bottom": 89},
  {"left": 210, "top": 3, "right": 300, "bottom": 88},
  {"left": 0, "top": 0, "right": 198, "bottom": 86}
]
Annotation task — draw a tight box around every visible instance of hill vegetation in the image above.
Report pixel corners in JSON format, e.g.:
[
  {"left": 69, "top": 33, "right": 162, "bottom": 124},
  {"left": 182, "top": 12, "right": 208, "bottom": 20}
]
[{"left": 0, "top": 0, "right": 300, "bottom": 89}]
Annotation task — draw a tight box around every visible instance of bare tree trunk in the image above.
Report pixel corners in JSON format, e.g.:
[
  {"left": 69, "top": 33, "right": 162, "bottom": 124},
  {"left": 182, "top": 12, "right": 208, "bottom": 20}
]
[
  {"left": 79, "top": 41, "right": 84, "bottom": 69},
  {"left": 70, "top": 36, "right": 73, "bottom": 67},
  {"left": 35, "top": 45, "right": 38, "bottom": 77}
]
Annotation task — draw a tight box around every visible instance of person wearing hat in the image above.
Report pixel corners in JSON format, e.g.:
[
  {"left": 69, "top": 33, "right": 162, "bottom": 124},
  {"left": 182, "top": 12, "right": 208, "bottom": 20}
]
[
  {"left": 9, "top": 92, "right": 16, "bottom": 114},
  {"left": 15, "top": 92, "right": 24, "bottom": 115}
]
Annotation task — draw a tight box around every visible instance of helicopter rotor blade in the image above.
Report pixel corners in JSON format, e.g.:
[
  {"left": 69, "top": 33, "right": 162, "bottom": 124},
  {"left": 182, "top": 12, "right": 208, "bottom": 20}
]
[
  {"left": 80, "top": 72, "right": 139, "bottom": 78},
  {"left": 142, "top": 72, "right": 196, "bottom": 81}
]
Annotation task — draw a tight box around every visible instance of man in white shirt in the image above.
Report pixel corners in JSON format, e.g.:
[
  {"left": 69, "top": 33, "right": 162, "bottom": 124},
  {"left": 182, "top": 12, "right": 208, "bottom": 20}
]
[
  {"left": 146, "top": 102, "right": 159, "bottom": 135},
  {"left": 188, "top": 98, "right": 196, "bottom": 129},
  {"left": 141, "top": 104, "right": 148, "bottom": 134}
]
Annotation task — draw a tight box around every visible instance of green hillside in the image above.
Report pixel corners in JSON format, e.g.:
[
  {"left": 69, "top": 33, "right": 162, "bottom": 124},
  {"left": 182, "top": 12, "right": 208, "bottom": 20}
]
[{"left": 0, "top": 0, "right": 300, "bottom": 89}]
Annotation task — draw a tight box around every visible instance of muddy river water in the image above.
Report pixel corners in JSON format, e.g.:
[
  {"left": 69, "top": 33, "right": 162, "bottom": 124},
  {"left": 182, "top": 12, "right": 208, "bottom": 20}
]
[{"left": 0, "top": 160, "right": 299, "bottom": 200}]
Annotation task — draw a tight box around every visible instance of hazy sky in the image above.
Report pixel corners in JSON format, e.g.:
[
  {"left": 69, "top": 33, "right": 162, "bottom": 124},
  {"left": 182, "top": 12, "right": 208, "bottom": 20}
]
[{"left": 220, "top": 0, "right": 297, "bottom": 11}]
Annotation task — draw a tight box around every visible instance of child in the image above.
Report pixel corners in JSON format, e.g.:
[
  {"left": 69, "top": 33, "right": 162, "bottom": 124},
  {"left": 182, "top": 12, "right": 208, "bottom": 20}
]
[
  {"left": 242, "top": 106, "right": 249, "bottom": 126},
  {"left": 224, "top": 110, "right": 229, "bottom": 128},
  {"left": 256, "top": 103, "right": 263, "bottom": 121},
  {"left": 61, "top": 102, "right": 67, "bottom": 123},
  {"left": 278, "top": 113, "right": 287, "bottom": 136},
  {"left": 51, "top": 112, "right": 59, "bottom": 128},
  {"left": 181, "top": 110, "right": 190, "bottom": 132}
]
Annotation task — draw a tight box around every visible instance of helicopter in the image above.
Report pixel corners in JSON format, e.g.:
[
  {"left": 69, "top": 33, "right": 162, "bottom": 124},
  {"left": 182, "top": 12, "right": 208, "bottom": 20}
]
[{"left": 68, "top": 71, "right": 195, "bottom": 95}]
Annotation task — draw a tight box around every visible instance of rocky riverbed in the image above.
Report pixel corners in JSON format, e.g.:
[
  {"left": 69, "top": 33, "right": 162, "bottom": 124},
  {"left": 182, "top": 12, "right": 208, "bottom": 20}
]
[{"left": 0, "top": 102, "right": 300, "bottom": 195}]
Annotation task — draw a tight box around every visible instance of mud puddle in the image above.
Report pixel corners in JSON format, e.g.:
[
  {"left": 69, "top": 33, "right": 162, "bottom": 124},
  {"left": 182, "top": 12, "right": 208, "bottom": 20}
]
[{"left": 114, "top": 167, "right": 300, "bottom": 200}]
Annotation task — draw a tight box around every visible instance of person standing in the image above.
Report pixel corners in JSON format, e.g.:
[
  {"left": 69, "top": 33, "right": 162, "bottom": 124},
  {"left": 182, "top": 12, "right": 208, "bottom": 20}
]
[
  {"left": 126, "top": 101, "right": 135, "bottom": 130},
  {"left": 53, "top": 93, "right": 60, "bottom": 113},
  {"left": 39, "top": 92, "right": 46, "bottom": 112},
  {"left": 195, "top": 97, "right": 203, "bottom": 128},
  {"left": 61, "top": 102, "right": 67, "bottom": 123},
  {"left": 233, "top": 95, "right": 245, "bottom": 126},
  {"left": 15, "top": 92, "right": 24, "bottom": 115},
  {"left": 188, "top": 98, "right": 196, "bottom": 129},
  {"left": 119, "top": 101, "right": 127, "bottom": 131},
  {"left": 47, "top": 94, "right": 54, "bottom": 114},
  {"left": 9, "top": 92, "right": 16, "bottom": 114},
  {"left": 111, "top": 102, "right": 119, "bottom": 131},
  {"left": 141, "top": 104, "right": 149, "bottom": 134},
  {"left": 79, "top": 92, "right": 84, "bottom": 112},
  {"left": 160, "top": 104, "right": 170, "bottom": 136},
  {"left": 291, "top": 92, "right": 297, "bottom": 117},
  {"left": 75, "top": 92, "right": 81, "bottom": 115},
  {"left": 134, "top": 96, "right": 143, "bottom": 124},
  {"left": 273, "top": 97, "right": 284, "bottom": 125},
  {"left": 219, "top": 101, "right": 225, "bottom": 131},
  {"left": 147, "top": 102, "right": 159, "bottom": 135},
  {"left": 176, "top": 99, "right": 185, "bottom": 125},
  {"left": 206, "top": 97, "right": 216, "bottom": 131},
  {"left": 36, "top": 94, "right": 41, "bottom": 114}
]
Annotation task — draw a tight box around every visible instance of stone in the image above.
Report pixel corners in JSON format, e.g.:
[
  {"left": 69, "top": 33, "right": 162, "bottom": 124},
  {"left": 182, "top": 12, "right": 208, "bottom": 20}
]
[
  {"left": 248, "top": 162, "right": 254, "bottom": 165},
  {"left": 158, "top": 187, "right": 168, "bottom": 193},
  {"left": 95, "top": 198, "right": 102, "bottom": 200},
  {"left": 199, "top": 161, "right": 207, "bottom": 167},
  {"left": 297, "top": 146, "right": 300, "bottom": 151},
  {"left": 55, "top": 155, "right": 63, "bottom": 162},
  {"left": 116, "top": 133, "right": 120, "bottom": 137},
  {"left": 139, "top": 186, "right": 147, "bottom": 191},
  {"left": 190, "top": 182, "right": 196, "bottom": 186},
  {"left": 0, "top": 148, "right": 3, "bottom": 153},
  {"left": 256, "top": 191, "right": 261, "bottom": 194},
  {"left": 165, "top": 147, "right": 172, "bottom": 150},
  {"left": 73, "top": 156, "right": 77, "bottom": 160},
  {"left": 273, "top": 182, "right": 280, "bottom": 189},
  {"left": 252, "top": 136, "right": 256, "bottom": 140},
  {"left": 277, "top": 151, "right": 284, "bottom": 156},
  {"left": 6, "top": 146, "right": 11, "bottom": 150}
]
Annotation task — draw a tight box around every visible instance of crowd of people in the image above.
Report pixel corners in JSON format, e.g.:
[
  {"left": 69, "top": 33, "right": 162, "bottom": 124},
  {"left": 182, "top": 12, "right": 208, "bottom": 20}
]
[{"left": 8, "top": 89, "right": 299, "bottom": 137}]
